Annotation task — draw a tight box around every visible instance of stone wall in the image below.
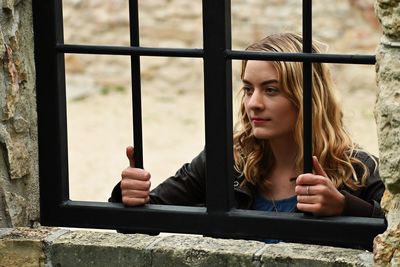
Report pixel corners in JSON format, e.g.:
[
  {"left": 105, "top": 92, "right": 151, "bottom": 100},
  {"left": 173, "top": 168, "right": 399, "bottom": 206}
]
[
  {"left": 0, "top": 227, "right": 374, "bottom": 267},
  {"left": 0, "top": 0, "right": 39, "bottom": 228},
  {"left": 373, "top": 0, "right": 400, "bottom": 265}
]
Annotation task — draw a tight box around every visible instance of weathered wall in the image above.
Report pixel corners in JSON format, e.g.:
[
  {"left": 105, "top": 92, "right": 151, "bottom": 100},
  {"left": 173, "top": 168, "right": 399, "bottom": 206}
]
[
  {"left": 0, "top": 0, "right": 39, "bottom": 227},
  {"left": 0, "top": 227, "right": 375, "bottom": 267},
  {"left": 373, "top": 0, "right": 400, "bottom": 265}
]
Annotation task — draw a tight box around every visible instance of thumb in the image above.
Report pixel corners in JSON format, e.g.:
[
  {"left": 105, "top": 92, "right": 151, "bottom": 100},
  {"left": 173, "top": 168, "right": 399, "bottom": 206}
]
[
  {"left": 126, "top": 146, "right": 135, "bottom": 168},
  {"left": 312, "top": 156, "right": 328, "bottom": 177}
]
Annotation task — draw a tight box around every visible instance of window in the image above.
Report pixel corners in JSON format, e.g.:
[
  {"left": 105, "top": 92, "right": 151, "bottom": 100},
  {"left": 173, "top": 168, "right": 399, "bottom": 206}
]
[{"left": 33, "top": 0, "right": 386, "bottom": 250}]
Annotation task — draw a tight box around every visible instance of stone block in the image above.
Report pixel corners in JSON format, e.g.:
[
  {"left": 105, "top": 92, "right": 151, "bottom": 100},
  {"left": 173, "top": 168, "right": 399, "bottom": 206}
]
[
  {"left": 375, "top": 45, "right": 400, "bottom": 193},
  {"left": 375, "top": 0, "right": 400, "bottom": 40},
  {"left": 149, "top": 235, "right": 265, "bottom": 267},
  {"left": 0, "top": 227, "right": 61, "bottom": 267},
  {"left": 374, "top": 224, "right": 400, "bottom": 266},
  {"left": 261, "top": 242, "right": 373, "bottom": 267},
  {"left": 380, "top": 190, "right": 400, "bottom": 228},
  {"left": 47, "top": 230, "right": 159, "bottom": 267},
  {"left": 0, "top": 228, "right": 378, "bottom": 267},
  {"left": 0, "top": 239, "right": 44, "bottom": 267},
  {"left": 4, "top": 191, "right": 27, "bottom": 226}
]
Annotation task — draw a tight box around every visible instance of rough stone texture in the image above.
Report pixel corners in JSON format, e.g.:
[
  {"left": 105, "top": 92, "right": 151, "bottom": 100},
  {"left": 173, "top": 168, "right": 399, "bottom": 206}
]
[
  {"left": 373, "top": 190, "right": 400, "bottom": 266},
  {"left": 375, "top": 44, "right": 400, "bottom": 194},
  {"left": 373, "top": 0, "right": 400, "bottom": 265},
  {"left": 149, "top": 235, "right": 373, "bottom": 267},
  {"left": 150, "top": 235, "right": 264, "bottom": 267},
  {"left": 260, "top": 243, "right": 373, "bottom": 267},
  {"left": 0, "top": 0, "right": 39, "bottom": 228},
  {"left": 374, "top": 224, "right": 400, "bottom": 266},
  {"left": 375, "top": 0, "right": 400, "bottom": 41},
  {"left": 48, "top": 230, "right": 158, "bottom": 267},
  {"left": 0, "top": 227, "right": 60, "bottom": 267},
  {"left": 0, "top": 227, "right": 378, "bottom": 267},
  {"left": 380, "top": 190, "right": 400, "bottom": 228}
]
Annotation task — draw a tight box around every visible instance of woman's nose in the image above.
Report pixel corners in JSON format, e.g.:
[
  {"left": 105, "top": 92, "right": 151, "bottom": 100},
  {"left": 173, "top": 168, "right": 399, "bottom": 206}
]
[{"left": 248, "top": 90, "right": 264, "bottom": 110}]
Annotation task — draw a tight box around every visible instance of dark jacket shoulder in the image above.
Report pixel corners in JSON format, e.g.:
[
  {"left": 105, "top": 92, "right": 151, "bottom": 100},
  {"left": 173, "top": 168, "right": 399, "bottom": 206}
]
[{"left": 340, "top": 150, "right": 385, "bottom": 218}]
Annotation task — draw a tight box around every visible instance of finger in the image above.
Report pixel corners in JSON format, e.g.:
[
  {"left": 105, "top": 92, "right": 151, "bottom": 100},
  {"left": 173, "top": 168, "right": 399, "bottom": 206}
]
[
  {"left": 121, "top": 168, "right": 151, "bottom": 181},
  {"left": 297, "top": 194, "right": 320, "bottom": 204},
  {"left": 121, "top": 179, "right": 151, "bottom": 191},
  {"left": 295, "top": 185, "right": 313, "bottom": 195},
  {"left": 296, "top": 173, "right": 327, "bottom": 186},
  {"left": 296, "top": 184, "right": 327, "bottom": 196},
  {"left": 126, "top": 146, "right": 135, "bottom": 168},
  {"left": 312, "top": 156, "right": 328, "bottom": 177},
  {"left": 122, "top": 196, "right": 149, "bottom": 206},
  {"left": 295, "top": 185, "right": 309, "bottom": 195},
  {"left": 122, "top": 189, "right": 150, "bottom": 199},
  {"left": 296, "top": 202, "right": 320, "bottom": 213}
]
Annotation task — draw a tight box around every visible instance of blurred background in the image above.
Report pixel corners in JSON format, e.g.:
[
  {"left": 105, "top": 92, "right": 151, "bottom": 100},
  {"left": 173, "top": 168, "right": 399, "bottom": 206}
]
[{"left": 62, "top": 0, "right": 381, "bottom": 202}]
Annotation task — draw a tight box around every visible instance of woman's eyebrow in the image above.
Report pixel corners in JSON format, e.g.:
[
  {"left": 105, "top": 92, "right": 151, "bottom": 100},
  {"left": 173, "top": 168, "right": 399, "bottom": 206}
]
[{"left": 242, "top": 79, "right": 279, "bottom": 85}]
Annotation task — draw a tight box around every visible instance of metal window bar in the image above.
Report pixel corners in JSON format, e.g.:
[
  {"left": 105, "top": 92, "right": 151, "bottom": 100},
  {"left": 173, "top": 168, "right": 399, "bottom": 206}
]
[
  {"left": 33, "top": 0, "right": 70, "bottom": 227},
  {"left": 203, "top": 0, "right": 234, "bottom": 213},
  {"left": 303, "top": 0, "right": 313, "bottom": 173},
  {"left": 129, "top": 0, "right": 144, "bottom": 168},
  {"left": 33, "top": 0, "right": 386, "bottom": 251}
]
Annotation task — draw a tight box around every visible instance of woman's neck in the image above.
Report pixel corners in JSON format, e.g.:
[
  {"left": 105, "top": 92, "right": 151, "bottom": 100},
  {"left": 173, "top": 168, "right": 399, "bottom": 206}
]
[
  {"left": 269, "top": 135, "right": 297, "bottom": 169},
  {"left": 264, "top": 136, "right": 298, "bottom": 200}
]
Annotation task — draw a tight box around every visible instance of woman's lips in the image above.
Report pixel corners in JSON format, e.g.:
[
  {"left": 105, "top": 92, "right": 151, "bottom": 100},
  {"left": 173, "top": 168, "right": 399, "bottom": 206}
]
[
  {"left": 252, "top": 117, "right": 271, "bottom": 122},
  {"left": 251, "top": 117, "right": 272, "bottom": 125}
]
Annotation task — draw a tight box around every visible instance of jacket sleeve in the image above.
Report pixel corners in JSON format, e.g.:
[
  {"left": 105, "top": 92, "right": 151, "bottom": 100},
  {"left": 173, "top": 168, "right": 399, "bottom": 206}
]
[
  {"left": 109, "top": 150, "right": 206, "bottom": 206},
  {"left": 148, "top": 150, "right": 206, "bottom": 206},
  {"left": 341, "top": 152, "right": 385, "bottom": 218}
]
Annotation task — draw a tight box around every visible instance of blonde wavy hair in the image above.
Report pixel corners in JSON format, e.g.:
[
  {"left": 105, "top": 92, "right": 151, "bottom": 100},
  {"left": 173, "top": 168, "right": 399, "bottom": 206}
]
[{"left": 233, "top": 33, "right": 369, "bottom": 192}]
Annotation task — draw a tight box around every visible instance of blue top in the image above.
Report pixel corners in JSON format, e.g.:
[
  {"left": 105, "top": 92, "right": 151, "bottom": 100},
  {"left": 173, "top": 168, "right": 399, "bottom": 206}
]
[
  {"left": 253, "top": 193, "right": 297, "bottom": 213},
  {"left": 253, "top": 192, "right": 297, "bottom": 244}
]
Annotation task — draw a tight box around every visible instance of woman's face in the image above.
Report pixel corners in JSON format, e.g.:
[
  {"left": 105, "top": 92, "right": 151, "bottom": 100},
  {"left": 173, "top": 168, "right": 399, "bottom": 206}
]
[{"left": 242, "top": 60, "right": 298, "bottom": 141}]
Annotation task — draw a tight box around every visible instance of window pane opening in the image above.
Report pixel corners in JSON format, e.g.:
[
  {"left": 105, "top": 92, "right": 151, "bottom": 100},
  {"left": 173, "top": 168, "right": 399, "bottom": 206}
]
[
  {"left": 65, "top": 54, "right": 133, "bottom": 201},
  {"left": 138, "top": 0, "right": 203, "bottom": 49},
  {"left": 141, "top": 57, "right": 205, "bottom": 192},
  {"left": 62, "top": 0, "right": 131, "bottom": 46}
]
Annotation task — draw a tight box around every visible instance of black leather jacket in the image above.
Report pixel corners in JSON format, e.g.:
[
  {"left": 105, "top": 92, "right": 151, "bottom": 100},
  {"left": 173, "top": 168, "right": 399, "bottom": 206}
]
[{"left": 110, "top": 150, "right": 385, "bottom": 218}]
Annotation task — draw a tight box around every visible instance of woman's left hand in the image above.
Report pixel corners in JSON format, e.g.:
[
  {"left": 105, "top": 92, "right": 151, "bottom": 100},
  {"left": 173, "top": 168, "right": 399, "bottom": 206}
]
[{"left": 295, "top": 156, "right": 345, "bottom": 216}]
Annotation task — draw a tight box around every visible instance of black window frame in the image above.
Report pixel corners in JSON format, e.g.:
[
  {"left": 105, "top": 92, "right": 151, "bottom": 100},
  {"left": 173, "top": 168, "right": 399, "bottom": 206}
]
[{"left": 33, "top": 0, "right": 386, "bottom": 250}]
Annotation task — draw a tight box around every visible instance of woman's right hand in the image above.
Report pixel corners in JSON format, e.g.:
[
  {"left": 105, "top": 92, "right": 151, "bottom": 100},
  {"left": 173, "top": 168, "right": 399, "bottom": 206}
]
[{"left": 120, "top": 146, "right": 151, "bottom": 206}]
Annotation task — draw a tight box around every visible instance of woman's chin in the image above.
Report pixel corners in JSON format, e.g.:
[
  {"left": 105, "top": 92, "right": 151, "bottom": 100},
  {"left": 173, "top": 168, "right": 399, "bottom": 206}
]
[{"left": 252, "top": 130, "right": 272, "bottom": 140}]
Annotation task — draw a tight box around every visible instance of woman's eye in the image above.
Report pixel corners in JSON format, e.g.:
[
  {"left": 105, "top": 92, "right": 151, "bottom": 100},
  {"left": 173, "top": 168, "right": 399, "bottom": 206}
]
[
  {"left": 243, "top": 87, "right": 253, "bottom": 95},
  {"left": 264, "top": 87, "right": 279, "bottom": 95}
]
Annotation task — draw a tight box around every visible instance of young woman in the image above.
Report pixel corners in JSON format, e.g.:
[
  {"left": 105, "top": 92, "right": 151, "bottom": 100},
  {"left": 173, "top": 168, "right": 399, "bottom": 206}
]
[{"left": 110, "top": 33, "right": 385, "bottom": 218}]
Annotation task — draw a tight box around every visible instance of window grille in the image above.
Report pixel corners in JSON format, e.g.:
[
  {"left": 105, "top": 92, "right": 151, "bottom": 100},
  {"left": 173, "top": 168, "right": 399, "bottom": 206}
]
[{"left": 33, "top": 0, "right": 386, "bottom": 250}]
